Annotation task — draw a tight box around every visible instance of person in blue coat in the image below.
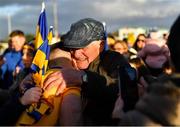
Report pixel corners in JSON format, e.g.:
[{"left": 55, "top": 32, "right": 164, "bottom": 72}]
[{"left": 0, "top": 30, "right": 25, "bottom": 89}]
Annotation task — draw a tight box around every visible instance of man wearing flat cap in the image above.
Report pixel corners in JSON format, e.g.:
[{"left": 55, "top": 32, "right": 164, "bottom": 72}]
[{"left": 43, "top": 18, "right": 139, "bottom": 125}]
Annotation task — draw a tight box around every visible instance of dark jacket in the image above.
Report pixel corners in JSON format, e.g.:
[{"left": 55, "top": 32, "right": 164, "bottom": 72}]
[
  {"left": 0, "top": 94, "right": 27, "bottom": 125},
  {"left": 0, "top": 68, "right": 32, "bottom": 106},
  {"left": 0, "top": 68, "right": 32, "bottom": 125},
  {"left": 120, "top": 73, "right": 180, "bottom": 126},
  {"left": 82, "top": 50, "right": 139, "bottom": 125}
]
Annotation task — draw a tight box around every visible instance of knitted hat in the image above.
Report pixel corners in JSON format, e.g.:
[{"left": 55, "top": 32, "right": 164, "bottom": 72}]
[{"left": 138, "top": 39, "right": 170, "bottom": 69}]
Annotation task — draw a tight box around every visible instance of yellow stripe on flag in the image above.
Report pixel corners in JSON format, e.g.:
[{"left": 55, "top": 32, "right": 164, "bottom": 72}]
[
  {"left": 35, "top": 26, "right": 44, "bottom": 49},
  {"left": 32, "top": 50, "right": 46, "bottom": 70}
]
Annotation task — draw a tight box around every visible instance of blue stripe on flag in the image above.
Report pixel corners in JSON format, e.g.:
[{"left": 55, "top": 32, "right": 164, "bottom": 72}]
[{"left": 38, "top": 10, "right": 48, "bottom": 41}]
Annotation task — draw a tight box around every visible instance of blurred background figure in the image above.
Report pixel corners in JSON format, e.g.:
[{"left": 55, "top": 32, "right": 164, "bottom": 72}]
[
  {"left": 113, "top": 40, "right": 129, "bottom": 60},
  {"left": 10, "top": 30, "right": 26, "bottom": 52},
  {"left": 128, "top": 34, "right": 146, "bottom": 62},
  {"left": 112, "top": 15, "right": 180, "bottom": 126},
  {"left": 132, "top": 34, "right": 146, "bottom": 53},
  {"left": 0, "top": 41, "right": 35, "bottom": 107},
  {"left": 127, "top": 33, "right": 136, "bottom": 48},
  {"left": 128, "top": 38, "right": 171, "bottom": 97},
  {"left": 113, "top": 40, "right": 128, "bottom": 55},
  {"left": 138, "top": 38, "right": 170, "bottom": 77},
  {"left": 0, "top": 30, "right": 26, "bottom": 89},
  {"left": 107, "top": 34, "right": 116, "bottom": 50},
  {"left": 136, "top": 39, "right": 170, "bottom": 95}
]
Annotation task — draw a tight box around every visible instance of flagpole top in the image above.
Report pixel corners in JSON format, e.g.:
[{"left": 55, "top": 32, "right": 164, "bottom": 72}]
[
  {"left": 102, "top": 22, "right": 106, "bottom": 31},
  {"left": 102, "top": 22, "right": 106, "bottom": 27},
  {"left": 41, "top": 2, "right": 45, "bottom": 12}
]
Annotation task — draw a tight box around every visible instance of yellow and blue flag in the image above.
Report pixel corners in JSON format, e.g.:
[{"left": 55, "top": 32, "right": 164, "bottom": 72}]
[
  {"left": 35, "top": 2, "right": 48, "bottom": 49},
  {"left": 16, "top": 3, "right": 55, "bottom": 125},
  {"left": 48, "top": 26, "right": 53, "bottom": 45},
  {"left": 31, "top": 2, "right": 53, "bottom": 87},
  {"left": 31, "top": 26, "right": 53, "bottom": 87},
  {"left": 44, "top": 26, "right": 53, "bottom": 72}
]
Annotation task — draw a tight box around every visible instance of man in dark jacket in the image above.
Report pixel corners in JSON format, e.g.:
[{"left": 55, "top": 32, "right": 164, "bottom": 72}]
[{"left": 43, "top": 18, "right": 139, "bottom": 125}]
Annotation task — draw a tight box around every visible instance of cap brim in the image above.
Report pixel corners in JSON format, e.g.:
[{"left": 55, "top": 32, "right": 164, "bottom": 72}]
[{"left": 63, "top": 39, "right": 94, "bottom": 49}]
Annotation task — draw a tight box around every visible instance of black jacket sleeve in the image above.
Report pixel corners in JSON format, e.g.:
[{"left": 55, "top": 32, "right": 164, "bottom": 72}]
[
  {"left": 0, "top": 89, "right": 10, "bottom": 106},
  {"left": 0, "top": 94, "right": 26, "bottom": 125},
  {"left": 82, "top": 70, "right": 118, "bottom": 102}
]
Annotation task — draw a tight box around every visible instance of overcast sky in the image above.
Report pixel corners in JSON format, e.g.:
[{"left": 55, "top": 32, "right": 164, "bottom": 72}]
[{"left": 0, "top": 0, "right": 179, "bottom": 40}]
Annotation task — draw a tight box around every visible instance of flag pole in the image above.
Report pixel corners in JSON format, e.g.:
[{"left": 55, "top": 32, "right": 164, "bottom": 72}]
[{"left": 41, "top": 2, "right": 45, "bottom": 12}]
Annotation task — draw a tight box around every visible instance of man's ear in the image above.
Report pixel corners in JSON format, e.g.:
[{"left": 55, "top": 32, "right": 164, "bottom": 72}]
[{"left": 100, "top": 40, "right": 105, "bottom": 52}]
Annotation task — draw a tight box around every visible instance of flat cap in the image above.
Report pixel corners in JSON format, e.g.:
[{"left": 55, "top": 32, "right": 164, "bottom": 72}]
[{"left": 63, "top": 18, "right": 105, "bottom": 48}]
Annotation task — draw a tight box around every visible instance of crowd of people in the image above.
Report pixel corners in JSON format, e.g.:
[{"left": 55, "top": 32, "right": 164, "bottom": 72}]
[{"left": 0, "top": 15, "right": 180, "bottom": 126}]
